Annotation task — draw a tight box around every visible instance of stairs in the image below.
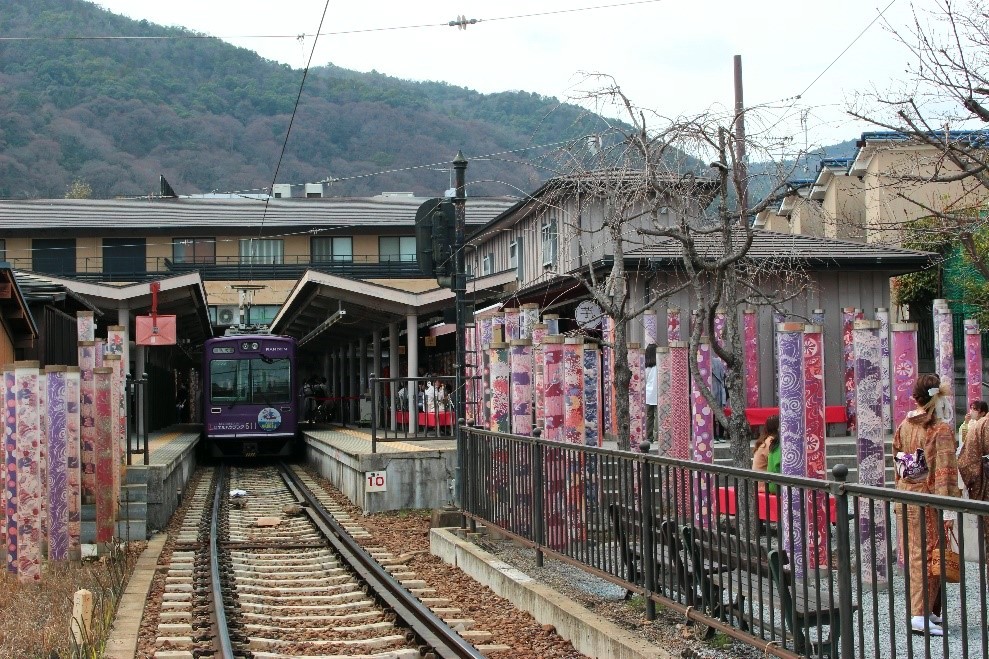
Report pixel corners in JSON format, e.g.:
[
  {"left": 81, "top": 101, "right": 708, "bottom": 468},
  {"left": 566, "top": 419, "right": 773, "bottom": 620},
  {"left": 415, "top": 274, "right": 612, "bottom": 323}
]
[{"left": 80, "top": 465, "right": 149, "bottom": 543}]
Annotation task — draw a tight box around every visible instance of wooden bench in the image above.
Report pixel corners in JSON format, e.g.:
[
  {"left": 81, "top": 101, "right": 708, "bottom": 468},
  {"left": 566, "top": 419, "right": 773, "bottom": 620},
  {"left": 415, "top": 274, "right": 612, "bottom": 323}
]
[{"left": 682, "top": 524, "right": 854, "bottom": 656}]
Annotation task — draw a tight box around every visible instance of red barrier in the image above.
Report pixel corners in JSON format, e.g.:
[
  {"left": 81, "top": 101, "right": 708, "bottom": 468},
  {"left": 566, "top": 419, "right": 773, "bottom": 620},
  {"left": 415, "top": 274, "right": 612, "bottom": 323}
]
[{"left": 715, "top": 486, "right": 838, "bottom": 524}]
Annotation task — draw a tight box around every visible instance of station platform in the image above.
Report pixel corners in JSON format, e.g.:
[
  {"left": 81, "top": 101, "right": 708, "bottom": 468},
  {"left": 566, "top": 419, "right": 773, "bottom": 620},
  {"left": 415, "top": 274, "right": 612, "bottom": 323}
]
[{"left": 302, "top": 426, "right": 456, "bottom": 514}]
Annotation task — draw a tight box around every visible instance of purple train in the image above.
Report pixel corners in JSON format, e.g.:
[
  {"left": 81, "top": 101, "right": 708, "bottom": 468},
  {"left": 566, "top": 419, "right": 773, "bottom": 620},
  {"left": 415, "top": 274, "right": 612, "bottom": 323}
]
[{"left": 202, "top": 334, "right": 299, "bottom": 458}]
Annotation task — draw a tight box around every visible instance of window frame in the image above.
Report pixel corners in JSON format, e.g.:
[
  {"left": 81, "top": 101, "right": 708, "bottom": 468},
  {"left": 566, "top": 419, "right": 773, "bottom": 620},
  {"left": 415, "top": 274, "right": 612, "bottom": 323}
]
[
  {"left": 311, "top": 236, "right": 353, "bottom": 263},
  {"left": 541, "top": 217, "right": 558, "bottom": 267},
  {"left": 378, "top": 235, "right": 417, "bottom": 262},
  {"left": 481, "top": 252, "right": 494, "bottom": 276},
  {"left": 239, "top": 238, "right": 284, "bottom": 265},
  {"left": 172, "top": 237, "right": 216, "bottom": 264}
]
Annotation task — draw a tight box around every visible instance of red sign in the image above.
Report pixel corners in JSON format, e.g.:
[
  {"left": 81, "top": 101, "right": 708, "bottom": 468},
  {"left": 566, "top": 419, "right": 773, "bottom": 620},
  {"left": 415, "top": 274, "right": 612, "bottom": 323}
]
[{"left": 135, "top": 315, "right": 177, "bottom": 346}]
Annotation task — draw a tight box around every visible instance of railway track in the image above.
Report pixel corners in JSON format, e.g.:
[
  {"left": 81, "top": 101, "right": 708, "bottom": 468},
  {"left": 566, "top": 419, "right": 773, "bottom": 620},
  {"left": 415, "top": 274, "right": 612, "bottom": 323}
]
[{"left": 150, "top": 465, "right": 502, "bottom": 658}]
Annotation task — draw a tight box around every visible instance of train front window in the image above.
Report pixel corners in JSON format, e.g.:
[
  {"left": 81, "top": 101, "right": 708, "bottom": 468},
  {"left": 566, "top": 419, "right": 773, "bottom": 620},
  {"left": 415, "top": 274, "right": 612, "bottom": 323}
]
[{"left": 210, "top": 358, "right": 291, "bottom": 405}]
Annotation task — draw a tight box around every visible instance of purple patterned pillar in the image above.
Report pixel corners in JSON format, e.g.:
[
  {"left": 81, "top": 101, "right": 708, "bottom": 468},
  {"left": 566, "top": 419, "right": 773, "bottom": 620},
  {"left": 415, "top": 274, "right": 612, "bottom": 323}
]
[
  {"left": 491, "top": 312, "right": 505, "bottom": 346},
  {"left": 934, "top": 303, "right": 955, "bottom": 429},
  {"left": 4, "top": 366, "right": 16, "bottom": 574},
  {"left": 876, "top": 308, "right": 892, "bottom": 432},
  {"left": 667, "top": 307, "right": 681, "bottom": 342},
  {"left": 15, "top": 361, "right": 42, "bottom": 582},
  {"left": 803, "top": 324, "right": 828, "bottom": 570},
  {"left": 582, "top": 345, "right": 600, "bottom": 447},
  {"left": 563, "top": 339, "right": 585, "bottom": 445},
  {"left": 66, "top": 367, "right": 81, "bottom": 561},
  {"left": 891, "top": 323, "right": 919, "bottom": 431},
  {"left": 778, "top": 323, "right": 807, "bottom": 577},
  {"left": 628, "top": 343, "right": 646, "bottom": 451},
  {"left": 543, "top": 337, "right": 565, "bottom": 442},
  {"left": 842, "top": 307, "right": 858, "bottom": 434},
  {"left": 743, "top": 308, "right": 760, "bottom": 408},
  {"left": 488, "top": 343, "right": 510, "bottom": 433},
  {"left": 503, "top": 308, "right": 519, "bottom": 342},
  {"left": 479, "top": 314, "right": 494, "bottom": 427},
  {"left": 38, "top": 372, "right": 47, "bottom": 549},
  {"left": 520, "top": 304, "right": 540, "bottom": 340},
  {"left": 643, "top": 310, "right": 658, "bottom": 346},
  {"left": 853, "top": 319, "right": 888, "bottom": 582},
  {"left": 691, "top": 339, "right": 714, "bottom": 525},
  {"left": 532, "top": 323, "right": 547, "bottom": 431},
  {"left": 46, "top": 367, "right": 69, "bottom": 562},
  {"left": 966, "top": 319, "right": 982, "bottom": 408},
  {"left": 544, "top": 314, "right": 560, "bottom": 336},
  {"left": 465, "top": 323, "right": 477, "bottom": 426},
  {"left": 78, "top": 341, "right": 96, "bottom": 503},
  {"left": 656, "top": 347, "right": 672, "bottom": 454},
  {"left": 510, "top": 340, "right": 532, "bottom": 436}
]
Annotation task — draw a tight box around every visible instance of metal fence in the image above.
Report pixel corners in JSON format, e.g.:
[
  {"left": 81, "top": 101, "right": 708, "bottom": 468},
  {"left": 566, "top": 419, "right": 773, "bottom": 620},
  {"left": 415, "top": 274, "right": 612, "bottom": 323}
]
[
  {"left": 461, "top": 427, "right": 989, "bottom": 659},
  {"left": 370, "top": 376, "right": 460, "bottom": 451}
]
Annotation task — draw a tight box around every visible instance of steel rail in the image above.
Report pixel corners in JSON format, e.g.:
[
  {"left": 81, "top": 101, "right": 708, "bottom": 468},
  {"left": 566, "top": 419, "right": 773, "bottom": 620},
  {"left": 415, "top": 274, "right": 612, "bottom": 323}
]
[
  {"left": 209, "top": 465, "right": 236, "bottom": 658},
  {"left": 278, "top": 463, "right": 484, "bottom": 659}
]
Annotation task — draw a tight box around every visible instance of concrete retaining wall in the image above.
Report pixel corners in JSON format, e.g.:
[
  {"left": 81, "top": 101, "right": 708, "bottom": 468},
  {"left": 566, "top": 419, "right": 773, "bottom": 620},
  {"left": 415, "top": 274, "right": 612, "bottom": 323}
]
[
  {"left": 305, "top": 437, "right": 456, "bottom": 513},
  {"left": 145, "top": 435, "right": 198, "bottom": 531}
]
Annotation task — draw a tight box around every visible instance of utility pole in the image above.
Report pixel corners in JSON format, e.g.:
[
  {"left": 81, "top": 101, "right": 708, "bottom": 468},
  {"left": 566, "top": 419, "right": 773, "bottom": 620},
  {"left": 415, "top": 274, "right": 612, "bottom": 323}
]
[
  {"left": 733, "top": 54, "right": 748, "bottom": 221},
  {"left": 453, "top": 151, "right": 467, "bottom": 508}
]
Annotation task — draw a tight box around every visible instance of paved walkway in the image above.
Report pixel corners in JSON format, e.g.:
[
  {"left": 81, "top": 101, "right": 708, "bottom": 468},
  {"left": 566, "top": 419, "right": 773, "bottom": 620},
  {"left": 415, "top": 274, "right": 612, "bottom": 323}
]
[
  {"left": 103, "top": 533, "right": 168, "bottom": 659},
  {"left": 304, "top": 425, "right": 457, "bottom": 453}
]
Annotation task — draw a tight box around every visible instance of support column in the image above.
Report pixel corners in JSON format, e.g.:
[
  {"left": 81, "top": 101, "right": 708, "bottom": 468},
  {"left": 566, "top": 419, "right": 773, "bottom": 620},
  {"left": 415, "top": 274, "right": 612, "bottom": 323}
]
[
  {"left": 841, "top": 307, "right": 858, "bottom": 434},
  {"left": 891, "top": 323, "right": 919, "bottom": 431},
  {"left": 542, "top": 336, "right": 565, "bottom": 441},
  {"left": 407, "top": 314, "right": 418, "bottom": 433},
  {"left": 777, "top": 323, "right": 806, "bottom": 577},
  {"left": 966, "top": 319, "right": 982, "bottom": 409},
  {"left": 563, "top": 338, "right": 584, "bottom": 444},
  {"left": 656, "top": 347, "right": 671, "bottom": 454},
  {"left": 691, "top": 338, "right": 714, "bottom": 525},
  {"left": 135, "top": 346, "right": 146, "bottom": 444},
  {"left": 668, "top": 342, "right": 691, "bottom": 461},
  {"left": 743, "top": 307, "right": 760, "bottom": 408},
  {"left": 803, "top": 324, "right": 828, "bottom": 571},
  {"left": 532, "top": 323, "right": 547, "bottom": 432},
  {"left": 116, "top": 308, "right": 130, "bottom": 376},
  {"left": 583, "top": 344, "right": 601, "bottom": 448},
  {"left": 372, "top": 331, "right": 381, "bottom": 426},
  {"left": 93, "top": 366, "right": 114, "bottom": 550},
  {"left": 347, "top": 343, "right": 356, "bottom": 423},
  {"left": 488, "top": 342, "right": 510, "bottom": 433},
  {"left": 510, "top": 340, "right": 532, "bottom": 436},
  {"left": 520, "top": 304, "right": 539, "bottom": 340},
  {"left": 875, "top": 307, "right": 892, "bottom": 432},
  {"left": 359, "top": 337, "right": 368, "bottom": 422},
  {"left": 78, "top": 342, "right": 97, "bottom": 504},
  {"left": 389, "top": 322, "right": 400, "bottom": 432},
  {"left": 503, "top": 308, "right": 519, "bottom": 342}
]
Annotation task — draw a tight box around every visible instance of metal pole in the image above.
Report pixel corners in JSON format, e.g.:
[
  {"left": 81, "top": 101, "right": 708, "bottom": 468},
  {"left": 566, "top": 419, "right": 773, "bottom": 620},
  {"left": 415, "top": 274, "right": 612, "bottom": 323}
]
[
  {"left": 454, "top": 151, "right": 468, "bottom": 508},
  {"left": 832, "top": 464, "right": 854, "bottom": 659}
]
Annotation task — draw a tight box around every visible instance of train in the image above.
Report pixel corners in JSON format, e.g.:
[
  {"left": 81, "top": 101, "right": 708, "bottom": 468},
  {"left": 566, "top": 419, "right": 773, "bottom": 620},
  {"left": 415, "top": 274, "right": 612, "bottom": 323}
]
[{"left": 202, "top": 333, "right": 300, "bottom": 458}]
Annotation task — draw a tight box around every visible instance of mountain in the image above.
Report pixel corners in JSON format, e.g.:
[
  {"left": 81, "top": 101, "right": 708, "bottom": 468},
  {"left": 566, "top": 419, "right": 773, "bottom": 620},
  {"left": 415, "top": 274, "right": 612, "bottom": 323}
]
[{"left": 0, "top": 0, "right": 605, "bottom": 199}]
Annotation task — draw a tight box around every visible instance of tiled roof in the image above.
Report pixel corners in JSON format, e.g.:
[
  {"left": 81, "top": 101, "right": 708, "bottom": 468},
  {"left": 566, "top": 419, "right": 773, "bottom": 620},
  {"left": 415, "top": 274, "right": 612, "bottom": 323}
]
[{"left": 0, "top": 195, "right": 518, "bottom": 233}]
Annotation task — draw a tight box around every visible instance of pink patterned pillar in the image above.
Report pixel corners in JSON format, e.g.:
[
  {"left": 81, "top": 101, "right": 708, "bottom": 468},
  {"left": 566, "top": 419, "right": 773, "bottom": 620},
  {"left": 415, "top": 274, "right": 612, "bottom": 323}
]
[
  {"left": 4, "top": 366, "right": 16, "bottom": 574},
  {"left": 478, "top": 314, "right": 494, "bottom": 426},
  {"left": 604, "top": 317, "right": 617, "bottom": 436},
  {"left": 78, "top": 341, "right": 96, "bottom": 503},
  {"left": 77, "top": 311, "right": 95, "bottom": 343},
  {"left": 777, "top": 323, "right": 807, "bottom": 577},
  {"left": 656, "top": 347, "right": 672, "bottom": 454},
  {"left": 465, "top": 322, "right": 477, "bottom": 426},
  {"left": 875, "top": 308, "right": 892, "bottom": 432},
  {"left": 510, "top": 340, "right": 533, "bottom": 436},
  {"left": 668, "top": 342, "right": 691, "bottom": 461},
  {"left": 563, "top": 339, "right": 585, "bottom": 445},
  {"left": 934, "top": 303, "right": 955, "bottom": 429},
  {"left": 628, "top": 343, "right": 645, "bottom": 451},
  {"left": 488, "top": 343, "right": 510, "bottom": 433},
  {"left": 14, "top": 361, "right": 42, "bottom": 583},
  {"left": 520, "top": 304, "right": 540, "bottom": 340},
  {"left": 66, "top": 367, "right": 82, "bottom": 561},
  {"left": 853, "top": 319, "right": 888, "bottom": 582},
  {"left": 532, "top": 323, "right": 548, "bottom": 431},
  {"left": 93, "top": 367, "right": 114, "bottom": 547},
  {"left": 667, "top": 307, "right": 681, "bottom": 342},
  {"left": 643, "top": 310, "right": 658, "bottom": 346},
  {"left": 841, "top": 307, "right": 858, "bottom": 434},
  {"left": 743, "top": 307, "right": 760, "bottom": 408},
  {"left": 891, "top": 323, "right": 919, "bottom": 432},
  {"left": 105, "top": 354, "right": 123, "bottom": 519},
  {"left": 691, "top": 339, "right": 714, "bottom": 524},
  {"left": 503, "top": 308, "right": 519, "bottom": 342},
  {"left": 965, "top": 319, "right": 982, "bottom": 408},
  {"left": 803, "top": 324, "right": 828, "bottom": 570},
  {"left": 543, "top": 336, "right": 565, "bottom": 442},
  {"left": 543, "top": 314, "right": 560, "bottom": 335},
  {"left": 37, "top": 371, "right": 47, "bottom": 550},
  {"left": 46, "top": 366, "right": 69, "bottom": 562}
]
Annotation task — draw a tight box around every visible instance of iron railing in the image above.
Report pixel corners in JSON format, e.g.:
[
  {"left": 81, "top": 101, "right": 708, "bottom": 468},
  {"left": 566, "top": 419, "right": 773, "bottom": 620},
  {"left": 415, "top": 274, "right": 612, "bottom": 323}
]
[
  {"left": 125, "top": 378, "right": 149, "bottom": 466},
  {"left": 370, "top": 376, "right": 460, "bottom": 451},
  {"left": 461, "top": 427, "right": 989, "bottom": 658}
]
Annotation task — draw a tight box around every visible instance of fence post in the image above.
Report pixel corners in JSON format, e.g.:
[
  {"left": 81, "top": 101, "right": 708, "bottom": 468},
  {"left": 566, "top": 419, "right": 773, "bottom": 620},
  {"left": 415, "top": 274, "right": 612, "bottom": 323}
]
[
  {"left": 832, "top": 464, "right": 854, "bottom": 659},
  {"left": 371, "top": 378, "right": 378, "bottom": 454},
  {"left": 125, "top": 379, "right": 133, "bottom": 466},
  {"left": 142, "top": 380, "right": 149, "bottom": 466},
  {"left": 640, "top": 440, "right": 657, "bottom": 621},
  {"left": 533, "top": 430, "right": 545, "bottom": 567}
]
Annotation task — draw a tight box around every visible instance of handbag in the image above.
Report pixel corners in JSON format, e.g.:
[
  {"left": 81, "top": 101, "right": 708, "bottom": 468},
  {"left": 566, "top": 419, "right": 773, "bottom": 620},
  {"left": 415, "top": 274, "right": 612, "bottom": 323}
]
[
  {"left": 930, "top": 524, "right": 961, "bottom": 584},
  {"left": 895, "top": 448, "right": 929, "bottom": 483}
]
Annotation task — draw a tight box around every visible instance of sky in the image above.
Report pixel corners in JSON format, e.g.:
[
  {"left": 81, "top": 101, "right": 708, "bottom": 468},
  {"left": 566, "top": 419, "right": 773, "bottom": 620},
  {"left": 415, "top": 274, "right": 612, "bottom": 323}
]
[{"left": 90, "top": 0, "right": 927, "bottom": 156}]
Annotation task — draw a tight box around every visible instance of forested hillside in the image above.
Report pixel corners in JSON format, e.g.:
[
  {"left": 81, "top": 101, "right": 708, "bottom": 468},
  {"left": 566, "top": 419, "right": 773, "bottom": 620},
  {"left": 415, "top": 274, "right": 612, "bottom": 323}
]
[{"left": 0, "top": 0, "right": 603, "bottom": 198}]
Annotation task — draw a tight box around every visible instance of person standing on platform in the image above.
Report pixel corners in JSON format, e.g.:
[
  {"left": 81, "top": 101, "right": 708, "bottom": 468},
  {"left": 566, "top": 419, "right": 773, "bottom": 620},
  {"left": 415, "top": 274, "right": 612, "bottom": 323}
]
[
  {"left": 645, "top": 345, "right": 657, "bottom": 442},
  {"left": 957, "top": 400, "right": 987, "bottom": 450},
  {"left": 958, "top": 403, "right": 989, "bottom": 551},
  {"left": 751, "top": 415, "right": 781, "bottom": 494},
  {"left": 893, "top": 374, "right": 960, "bottom": 636}
]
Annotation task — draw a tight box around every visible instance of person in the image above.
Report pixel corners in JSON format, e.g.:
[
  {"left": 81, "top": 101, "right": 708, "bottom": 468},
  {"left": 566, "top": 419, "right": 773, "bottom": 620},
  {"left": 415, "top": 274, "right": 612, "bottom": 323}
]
[
  {"left": 302, "top": 376, "right": 316, "bottom": 425},
  {"left": 644, "top": 345, "right": 657, "bottom": 442},
  {"left": 893, "top": 373, "right": 960, "bottom": 636},
  {"left": 175, "top": 384, "right": 188, "bottom": 424},
  {"left": 958, "top": 402, "right": 989, "bottom": 552},
  {"left": 752, "top": 415, "right": 781, "bottom": 493},
  {"left": 397, "top": 383, "right": 408, "bottom": 411},
  {"left": 957, "top": 400, "right": 988, "bottom": 450}
]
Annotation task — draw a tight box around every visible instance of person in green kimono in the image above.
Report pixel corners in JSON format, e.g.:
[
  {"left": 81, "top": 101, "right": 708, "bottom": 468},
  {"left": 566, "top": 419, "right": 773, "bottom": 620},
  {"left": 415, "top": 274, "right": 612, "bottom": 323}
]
[{"left": 752, "top": 415, "right": 781, "bottom": 493}]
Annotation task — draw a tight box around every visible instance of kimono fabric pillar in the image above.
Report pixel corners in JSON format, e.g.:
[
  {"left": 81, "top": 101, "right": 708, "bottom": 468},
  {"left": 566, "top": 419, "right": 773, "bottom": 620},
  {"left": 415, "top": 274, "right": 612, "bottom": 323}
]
[
  {"left": 105, "top": 354, "right": 124, "bottom": 520},
  {"left": 690, "top": 338, "right": 713, "bottom": 526},
  {"left": 841, "top": 307, "right": 858, "bottom": 434},
  {"left": 93, "top": 367, "right": 115, "bottom": 549},
  {"left": 465, "top": 323, "right": 476, "bottom": 426},
  {"left": 66, "top": 367, "right": 82, "bottom": 561},
  {"left": 965, "top": 319, "right": 982, "bottom": 408},
  {"left": 777, "top": 324, "right": 807, "bottom": 578},
  {"left": 503, "top": 308, "right": 519, "bottom": 342},
  {"left": 38, "top": 371, "right": 47, "bottom": 548},
  {"left": 669, "top": 341, "right": 692, "bottom": 516},
  {"left": 78, "top": 341, "right": 96, "bottom": 503},
  {"left": 509, "top": 340, "right": 532, "bottom": 436},
  {"left": 478, "top": 314, "right": 493, "bottom": 428},
  {"left": 934, "top": 302, "right": 956, "bottom": 430},
  {"left": 531, "top": 323, "right": 547, "bottom": 432},
  {"left": 743, "top": 307, "right": 760, "bottom": 408},
  {"left": 656, "top": 347, "right": 672, "bottom": 455},
  {"left": 487, "top": 342, "right": 510, "bottom": 434},
  {"left": 628, "top": 343, "right": 645, "bottom": 451},
  {"left": 667, "top": 307, "right": 681, "bottom": 342},
  {"left": 582, "top": 345, "right": 601, "bottom": 514},
  {"left": 45, "top": 367, "right": 69, "bottom": 562},
  {"left": 563, "top": 338, "right": 585, "bottom": 542},
  {"left": 542, "top": 335, "right": 567, "bottom": 550},
  {"left": 643, "top": 310, "right": 658, "bottom": 346},
  {"left": 891, "top": 323, "right": 918, "bottom": 569},
  {"left": 520, "top": 304, "right": 539, "bottom": 340},
  {"left": 876, "top": 308, "right": 892, "bottom": 432},
  {"left": 14, "top": 361, "right": 42, "bottom": 583},
  {"left": 602, "top": 317, "right": 617, "bottom": 437},
  {"left": 811, "top": 309, "right": 825, "bottom": 325},
  {"left": 0, "top": 371, "right": 5, "bottom": 565},
  {"left": 852, "top": 319, "right": 888, "bottom": 583},
  {"left": 4, "top": 366, "right": 16, "bottom": 574},
  {"left": 802, "top": 325, "right": 828, "bottom": 570}
]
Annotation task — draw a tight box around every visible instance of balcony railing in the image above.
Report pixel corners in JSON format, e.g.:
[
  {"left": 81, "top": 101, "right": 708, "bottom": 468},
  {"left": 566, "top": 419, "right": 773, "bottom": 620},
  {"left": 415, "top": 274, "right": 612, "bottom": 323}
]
[{"left": 6, "top": 255, "right": 425, "bottom": 282}]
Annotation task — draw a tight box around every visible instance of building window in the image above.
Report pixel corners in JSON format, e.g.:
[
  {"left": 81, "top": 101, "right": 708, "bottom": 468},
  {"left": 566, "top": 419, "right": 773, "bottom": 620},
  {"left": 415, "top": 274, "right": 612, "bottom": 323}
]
[
  {"left": 509, "top": 237, "right": 524, "bottom": 281},
  {"left": 481, "top": 252, "right": 494, "bottom": 276},
  {"left": 311, "top": 236, "right": 352, "bottom": 262},
  {"left": 32, "top": 238, "right": 77, "bottom": 275},
  {"left": 541, "top": 217, "right": 558, "bottom": 267},
  {"left": 379, "top": 236, "right": 417, "bottom": 262},
  {"left": 248, "top": 305, "right": 281, "bottom": 325},
  {"left": 172, "top": 237, "right": 216, "bottom": 264},
  {"left": 0, "top": 239, "right": 5, "bottom": 262},
  {"left": 103, "top": 238, "right": 147, "bottom": 276},
  {"left": 239, "top": 238, "right": 284, "bottom": 265}
]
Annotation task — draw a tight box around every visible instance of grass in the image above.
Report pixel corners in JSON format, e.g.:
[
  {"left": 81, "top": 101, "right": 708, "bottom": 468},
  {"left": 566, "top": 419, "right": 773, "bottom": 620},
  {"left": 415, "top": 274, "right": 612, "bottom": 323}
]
[
  {"left": 708, "top": 631, "right": 731, "bottom": 649},
  {"left": 0, "top": 542, "right": 141, "bottom": 658}
]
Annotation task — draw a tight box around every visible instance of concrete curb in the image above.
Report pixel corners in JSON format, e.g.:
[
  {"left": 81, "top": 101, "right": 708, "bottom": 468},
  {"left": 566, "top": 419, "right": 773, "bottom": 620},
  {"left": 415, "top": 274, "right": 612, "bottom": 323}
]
[
  {"left": 104, "top": 533, "right": 168, "bottom": 658},
  {"left": 430, "top": 528, "right": 673, "bottom": 659}
]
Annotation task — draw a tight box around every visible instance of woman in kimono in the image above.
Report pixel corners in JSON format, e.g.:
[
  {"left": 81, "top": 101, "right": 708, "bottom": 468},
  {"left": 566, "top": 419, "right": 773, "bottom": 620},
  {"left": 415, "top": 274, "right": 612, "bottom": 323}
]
[
  {"left": 958, "top": 407, "right": 989, "bottom": 552},
  {"left": 893, "top": 373, "right": 960, "bottom": 636}
]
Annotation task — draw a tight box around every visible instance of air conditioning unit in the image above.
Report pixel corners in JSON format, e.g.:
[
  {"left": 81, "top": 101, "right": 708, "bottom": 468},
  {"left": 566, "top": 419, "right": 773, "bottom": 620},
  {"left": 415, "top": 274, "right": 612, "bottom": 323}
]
[{"left": 216, "top": 305, "right": 240, "bottom": 326}]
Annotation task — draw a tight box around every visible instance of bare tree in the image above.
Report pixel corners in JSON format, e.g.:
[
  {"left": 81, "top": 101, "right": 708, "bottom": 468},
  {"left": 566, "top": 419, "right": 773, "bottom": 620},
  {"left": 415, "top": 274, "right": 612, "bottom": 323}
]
[{"left": 543, "top": 78, "right": 806, "bottom": 462}]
